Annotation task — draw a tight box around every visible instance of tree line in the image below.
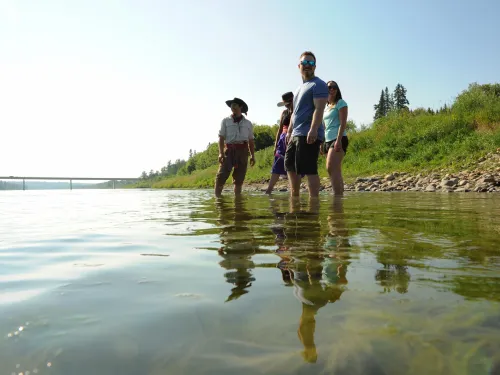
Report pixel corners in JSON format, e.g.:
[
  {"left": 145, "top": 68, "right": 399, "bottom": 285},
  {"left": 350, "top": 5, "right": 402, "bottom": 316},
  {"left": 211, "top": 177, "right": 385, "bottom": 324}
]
[
  {"left": 373, "top": 83, "right": 410, "bottom": 120},
  {"left": 373, "top": 84, "right": 456, "bottom": 120},
  {"left": 140, "top": 124, "right": 278, "bottom": 180}
]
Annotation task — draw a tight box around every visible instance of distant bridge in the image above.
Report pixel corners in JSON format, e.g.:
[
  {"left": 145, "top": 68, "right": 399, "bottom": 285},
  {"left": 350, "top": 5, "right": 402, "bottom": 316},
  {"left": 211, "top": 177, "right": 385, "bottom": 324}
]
[{"left": 0, "top": 176, "right": 140, "bottom": 190}]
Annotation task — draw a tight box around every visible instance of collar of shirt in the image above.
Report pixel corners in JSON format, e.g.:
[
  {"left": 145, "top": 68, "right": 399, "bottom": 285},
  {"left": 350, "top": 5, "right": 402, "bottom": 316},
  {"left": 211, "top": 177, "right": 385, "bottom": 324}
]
[{"left": 231, "top": 114, "right": 243, "bottom": 123}]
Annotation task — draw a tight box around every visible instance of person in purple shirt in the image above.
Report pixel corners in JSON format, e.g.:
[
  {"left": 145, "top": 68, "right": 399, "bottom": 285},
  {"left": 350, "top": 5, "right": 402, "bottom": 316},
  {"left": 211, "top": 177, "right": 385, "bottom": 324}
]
[
  {"left": 265, "top": 91, "right": 294, "bottom": 194},
  {"left": 285, "top": 51, "right": 329, "bottom": 198}
]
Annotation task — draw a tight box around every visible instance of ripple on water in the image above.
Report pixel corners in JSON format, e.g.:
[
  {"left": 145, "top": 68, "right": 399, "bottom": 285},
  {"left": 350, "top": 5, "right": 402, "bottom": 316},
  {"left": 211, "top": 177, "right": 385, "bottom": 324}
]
[{"left": 0, "top": 190, "right": 499, "bottom": 374}]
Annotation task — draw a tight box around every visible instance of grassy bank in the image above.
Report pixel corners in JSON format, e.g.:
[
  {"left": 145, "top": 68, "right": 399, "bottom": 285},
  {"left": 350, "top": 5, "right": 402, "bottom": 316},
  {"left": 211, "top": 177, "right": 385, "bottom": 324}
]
[{"left": 136, "top": 83, "right": 500, "bottom": 189}]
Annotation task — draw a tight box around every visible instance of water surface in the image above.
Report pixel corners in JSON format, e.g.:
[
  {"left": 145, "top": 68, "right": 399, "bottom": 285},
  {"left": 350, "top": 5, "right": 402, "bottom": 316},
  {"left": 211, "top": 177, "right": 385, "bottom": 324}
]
[{"left": 1, "top": 189, "right": 500, "bottom": 375}]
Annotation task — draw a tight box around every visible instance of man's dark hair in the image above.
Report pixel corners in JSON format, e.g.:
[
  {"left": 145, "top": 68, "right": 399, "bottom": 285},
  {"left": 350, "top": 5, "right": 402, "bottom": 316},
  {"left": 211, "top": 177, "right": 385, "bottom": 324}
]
[{"left": 299, "top": 51, "right": 316, "bottom": 62}]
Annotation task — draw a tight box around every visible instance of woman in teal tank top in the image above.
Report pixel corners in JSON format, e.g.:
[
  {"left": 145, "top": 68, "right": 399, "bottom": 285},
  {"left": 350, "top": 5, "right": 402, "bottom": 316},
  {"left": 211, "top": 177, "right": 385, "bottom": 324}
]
[{"left": 323, "top": 81, "right": 349, "bottom": 195}]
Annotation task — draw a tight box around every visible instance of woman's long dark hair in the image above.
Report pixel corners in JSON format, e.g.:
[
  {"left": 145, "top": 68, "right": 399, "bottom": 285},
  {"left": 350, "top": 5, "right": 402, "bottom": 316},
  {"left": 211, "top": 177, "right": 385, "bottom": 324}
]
[{"left": 327, "top": 80, "right": 342, "bottom": 105}]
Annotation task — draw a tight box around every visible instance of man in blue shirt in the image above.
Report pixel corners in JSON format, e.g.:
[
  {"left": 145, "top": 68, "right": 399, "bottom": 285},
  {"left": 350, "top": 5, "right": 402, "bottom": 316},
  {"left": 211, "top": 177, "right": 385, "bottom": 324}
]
[{"left": 285, "top": 51, "right": 329, "bottom": 198}]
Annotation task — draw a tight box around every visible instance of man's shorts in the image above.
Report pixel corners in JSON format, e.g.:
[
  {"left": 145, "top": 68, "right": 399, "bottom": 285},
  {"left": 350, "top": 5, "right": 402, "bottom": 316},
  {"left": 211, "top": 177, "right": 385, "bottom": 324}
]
[
  {"left": 216, "top": 147, "right": 249, "bottom": 185},
  {"left": 323, "top": 136, "right": 349, "bottom": 154},
  {"left": 284, "top": 136, "right": 321, "bottom": 175}
]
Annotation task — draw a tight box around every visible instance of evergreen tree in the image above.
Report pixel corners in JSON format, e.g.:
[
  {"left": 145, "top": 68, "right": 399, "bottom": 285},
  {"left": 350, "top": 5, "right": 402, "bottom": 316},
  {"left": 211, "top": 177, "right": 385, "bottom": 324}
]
[
  {"left": 373, "top": 90, "right": 386, "bottom": 120},
  {"left": 394, "top": 83, "right": 409, "bottom": 110},
  {"left": 384, "top": 87, "right": 394, "bottom": 113}
]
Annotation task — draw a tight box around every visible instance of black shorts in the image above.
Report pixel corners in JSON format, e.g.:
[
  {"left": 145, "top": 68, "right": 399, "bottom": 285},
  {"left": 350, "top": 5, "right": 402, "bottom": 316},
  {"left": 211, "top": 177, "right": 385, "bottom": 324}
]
[
  {"left": 323, "top": 136, "right": 349, "bottom": 154},
  {"left": 284, "top": 136, "right": 321, "bottom": 175}
]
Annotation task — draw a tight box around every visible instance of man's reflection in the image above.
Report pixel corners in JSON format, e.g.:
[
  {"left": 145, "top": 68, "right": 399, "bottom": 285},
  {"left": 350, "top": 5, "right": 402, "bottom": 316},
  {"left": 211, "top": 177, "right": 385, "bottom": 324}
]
[
  {"left": 375, "top": 263, "right": 410, "bottom": 294},
  {"left": 281, "top": 197, "right": 351, "bottom": 363},
  {"left": 215, "top": 195, "right": 259, "bottom": 302}
]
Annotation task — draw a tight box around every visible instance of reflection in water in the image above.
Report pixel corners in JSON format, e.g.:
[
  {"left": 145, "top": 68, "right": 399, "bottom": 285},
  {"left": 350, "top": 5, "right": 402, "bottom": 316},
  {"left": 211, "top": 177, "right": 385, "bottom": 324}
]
[
  {"left": 2, "top": 190, "right": 500, "bottom": 374},
  {"left": 215, "top": 196, "right": 260, "bottom": 302},
  {"left": 270, "top": 197, "right": 351, "bottom": 363},
  {"left": 188, "top": 192, "right": 500, "bottom": 372},
  {"left": 375, "top": 264, "right": 411, "bottom": 294}
]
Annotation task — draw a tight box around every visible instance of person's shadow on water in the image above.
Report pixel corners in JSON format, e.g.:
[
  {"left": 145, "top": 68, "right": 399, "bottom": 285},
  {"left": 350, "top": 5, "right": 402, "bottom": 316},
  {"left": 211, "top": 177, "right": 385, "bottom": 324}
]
[{"left": 280, "top": 197, "right": 351, "bottom": 363}]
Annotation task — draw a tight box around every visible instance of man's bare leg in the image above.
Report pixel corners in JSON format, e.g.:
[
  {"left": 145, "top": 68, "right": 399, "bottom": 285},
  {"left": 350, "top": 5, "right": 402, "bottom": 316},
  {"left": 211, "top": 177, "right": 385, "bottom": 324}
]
[
  {"left": 297, "top": 305, "right": 319, "bottom": 363},
  {"left": 214, "top": 180, "right": 224, "bottom": 197},
  {"left": 234, "top": 183, "right": 243, "bottom": 195},
  {"left": 287, "top": 171, "right": 301, "bottom": 197},
  {"left": 307, "top": 174, "right": 321, "bottom": 198}
]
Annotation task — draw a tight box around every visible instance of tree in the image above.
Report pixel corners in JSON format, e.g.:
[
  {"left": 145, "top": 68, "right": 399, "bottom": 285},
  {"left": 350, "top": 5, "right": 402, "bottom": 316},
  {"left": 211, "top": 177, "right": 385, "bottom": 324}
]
[
  {"left": 384, "top": 87, "right": 394, "bottom": 113},
  {"left": 252, "top": 125, "right": 276, "bottom": 151},
  {"left": 394, "top": 83, "right": 409, "bottom": 110},
  {"left": 141, "top": 171, "right": 148, "bottom": 180},
  {"left": 186, "top": 159, "right": 196, "bottom": 174},
  {"left": 374, "top": 90, "right": 386, "bottom": 120},
  {"left": 189, "top": 149, "right": 193, "bottom": 159},
  {"left": 346, "top": 119, "right": 357, "bottom": 133}
]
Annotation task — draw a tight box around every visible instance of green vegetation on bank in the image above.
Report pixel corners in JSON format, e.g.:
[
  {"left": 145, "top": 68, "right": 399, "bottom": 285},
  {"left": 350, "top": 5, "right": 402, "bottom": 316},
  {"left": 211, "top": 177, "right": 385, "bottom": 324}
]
[{"left": 136, "top": 83, "right": 500, "bottom": 189}]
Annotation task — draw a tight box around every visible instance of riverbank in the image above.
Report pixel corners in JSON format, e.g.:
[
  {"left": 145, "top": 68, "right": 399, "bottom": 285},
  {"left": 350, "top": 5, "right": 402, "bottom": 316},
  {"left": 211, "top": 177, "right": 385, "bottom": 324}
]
[
  {"left": 244, "top": 149, "right": 500, "bottom": 194},
  {"left": 135, "top": 84, "right": 500, "bottom": 191}
]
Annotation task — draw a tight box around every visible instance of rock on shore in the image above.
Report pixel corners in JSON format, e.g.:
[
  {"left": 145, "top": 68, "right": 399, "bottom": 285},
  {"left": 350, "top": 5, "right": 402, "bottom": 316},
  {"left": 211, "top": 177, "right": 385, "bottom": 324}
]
[{"left": 246, "top": 150, "right": 500, "bottom": 193}]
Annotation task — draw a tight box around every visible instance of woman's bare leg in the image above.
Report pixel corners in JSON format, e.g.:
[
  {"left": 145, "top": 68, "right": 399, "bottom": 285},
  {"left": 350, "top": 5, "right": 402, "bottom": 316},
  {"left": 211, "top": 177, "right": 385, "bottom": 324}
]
[
  {"left": 326, "top": 148, "right": 345, "bottom": 195},
  {"left": 265, "top": 173, "right": 280, "bottom": 194}
]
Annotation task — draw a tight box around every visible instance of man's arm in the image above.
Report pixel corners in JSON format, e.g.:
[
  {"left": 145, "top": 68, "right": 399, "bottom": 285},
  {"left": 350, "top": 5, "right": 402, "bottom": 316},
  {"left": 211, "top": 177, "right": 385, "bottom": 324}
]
[
  {"left": 218, "top": 136, "right": 226, "bottom": 164},
  {"left": 218, "top": 119, "right": 226, "bottom": 164},
  {"left": 310, "top": 97, "right": 327, "bottom": 132},
  {"left": 248, "top": 122, "right": 255, "bottom": 166},
  {"left": 248, "top": 139, "right": 255, "bottom": 166},
  {"left": 307, "top": 97, "right": 327, "bottom": 144},
  {"left": 286, "top": 115, "right": 294, "bottom": 143}
]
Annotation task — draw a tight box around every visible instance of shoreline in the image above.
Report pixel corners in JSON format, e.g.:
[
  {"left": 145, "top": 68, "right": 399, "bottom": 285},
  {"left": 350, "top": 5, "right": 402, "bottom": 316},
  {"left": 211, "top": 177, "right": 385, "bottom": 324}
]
[
  {"left": 135, "top": 150, "right": 500, "bottom": 193},
  {"left": 244, "top": 150, "right": 500, "bottom": 194}
]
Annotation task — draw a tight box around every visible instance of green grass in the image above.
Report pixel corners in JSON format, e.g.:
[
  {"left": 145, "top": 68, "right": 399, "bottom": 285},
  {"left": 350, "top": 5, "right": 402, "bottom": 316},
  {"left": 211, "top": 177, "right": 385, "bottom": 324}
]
[{"left": 136, "top": 83, "right": 500, "bottom": 189}]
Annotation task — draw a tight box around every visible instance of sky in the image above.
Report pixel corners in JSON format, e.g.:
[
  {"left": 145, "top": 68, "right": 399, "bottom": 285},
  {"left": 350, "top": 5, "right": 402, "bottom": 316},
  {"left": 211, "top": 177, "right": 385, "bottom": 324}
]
[{"left": 1, "top": 0, "right": 499, "bottom": 178}]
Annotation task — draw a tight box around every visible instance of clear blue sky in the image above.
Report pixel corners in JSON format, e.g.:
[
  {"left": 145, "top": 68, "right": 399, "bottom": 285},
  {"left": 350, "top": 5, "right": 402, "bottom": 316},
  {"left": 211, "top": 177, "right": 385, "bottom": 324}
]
[{"left": 1, "top": 0, "right": 499, "bottom": 177}]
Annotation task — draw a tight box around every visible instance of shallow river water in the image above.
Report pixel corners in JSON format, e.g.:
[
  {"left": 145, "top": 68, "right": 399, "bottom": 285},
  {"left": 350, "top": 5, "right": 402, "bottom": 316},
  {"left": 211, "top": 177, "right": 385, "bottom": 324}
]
[{"left": 1, "top": 189, "right": 499, "bottom": 375}]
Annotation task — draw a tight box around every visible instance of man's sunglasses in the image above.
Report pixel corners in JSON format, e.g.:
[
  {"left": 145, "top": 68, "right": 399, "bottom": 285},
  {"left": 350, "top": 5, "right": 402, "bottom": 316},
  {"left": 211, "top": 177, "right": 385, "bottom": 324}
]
[
  {"left": 300, "top": 60, "right": 316, "bottom": 67},
  {"left": 328, "top": 85, "right": 338, "bottom": 90}
]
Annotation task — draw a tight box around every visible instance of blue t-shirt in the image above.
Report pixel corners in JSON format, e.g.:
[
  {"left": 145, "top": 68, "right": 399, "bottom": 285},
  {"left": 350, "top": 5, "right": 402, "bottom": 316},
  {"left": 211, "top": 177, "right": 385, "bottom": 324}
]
[
  {"left": 324, "top": 99, "right": 348, "bottom": 142},
  {"left": 291, "top": 76, "right": 329, "bottom": 141}
]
